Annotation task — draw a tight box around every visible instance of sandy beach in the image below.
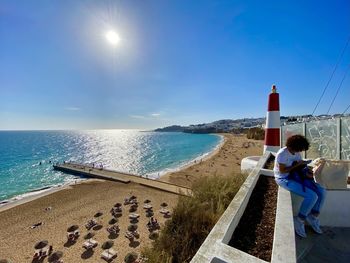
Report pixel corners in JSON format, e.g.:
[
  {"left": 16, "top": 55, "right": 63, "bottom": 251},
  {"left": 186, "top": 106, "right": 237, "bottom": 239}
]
[
  {"left": 161, "top": 134, "right": 263, "bottom": 187},
  {"left": 0, "top": 133, "right": 262, "bottom": 263}
]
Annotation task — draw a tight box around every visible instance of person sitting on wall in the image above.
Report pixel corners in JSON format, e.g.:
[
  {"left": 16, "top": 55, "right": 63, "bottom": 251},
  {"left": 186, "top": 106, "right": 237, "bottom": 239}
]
[{"left": 273, "top": 134, "right": 326, "bottom": 238}]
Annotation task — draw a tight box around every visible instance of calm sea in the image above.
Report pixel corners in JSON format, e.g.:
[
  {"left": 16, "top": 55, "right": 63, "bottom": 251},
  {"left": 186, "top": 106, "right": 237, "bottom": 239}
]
[{"left": 0, "top": 130, "right": 222, "bottom": 202}]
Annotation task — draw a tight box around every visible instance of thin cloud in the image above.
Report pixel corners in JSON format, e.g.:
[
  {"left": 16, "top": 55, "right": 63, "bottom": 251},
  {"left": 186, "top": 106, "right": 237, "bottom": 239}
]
[
  {"left": 64, "top": 107, "right": 81, "bottom": 111},
  {"left": 129, "top": 115, "right": 146, "bottom": 119},
  {"left": 150, "top": 113, "right": 161, "bottom": 117}
]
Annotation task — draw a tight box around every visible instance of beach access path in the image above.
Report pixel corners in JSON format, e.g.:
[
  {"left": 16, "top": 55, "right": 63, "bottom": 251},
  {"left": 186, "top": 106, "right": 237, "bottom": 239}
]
[{"left": 53, "top": 163, "right": 192, "bottom": 196}]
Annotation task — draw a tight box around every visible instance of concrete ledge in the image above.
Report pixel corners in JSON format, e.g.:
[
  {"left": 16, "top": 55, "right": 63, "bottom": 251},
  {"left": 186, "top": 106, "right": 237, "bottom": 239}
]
[
  {"left": 192, "top": 151, "right": 300, "bottom": 263},
  {"left": 191, "top": 152, "right": 272, "bottom": 263},
  {"left": 271, "top": 187, "right": 296, "bottom": 263},
  {"left": 241, "top": 156, "right": 261, "bottom": 174}
]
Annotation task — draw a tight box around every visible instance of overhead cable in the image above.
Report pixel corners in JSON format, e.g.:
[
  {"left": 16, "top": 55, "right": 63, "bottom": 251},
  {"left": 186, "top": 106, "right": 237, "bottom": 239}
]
[
  {"left": 326, "top": 62, "right": 350, "bottom": 115},
  {"left": 341, "top": 102, "right": 350, "bottom": 116},
  {"left": 311, "top": 35, "right": 350, "bottom": 116}
]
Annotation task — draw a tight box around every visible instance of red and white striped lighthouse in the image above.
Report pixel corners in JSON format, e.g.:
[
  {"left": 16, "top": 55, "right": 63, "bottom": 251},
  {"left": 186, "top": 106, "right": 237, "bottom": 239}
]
[{"left": 264, "top": 85, "right": 280, "bottom": 153}]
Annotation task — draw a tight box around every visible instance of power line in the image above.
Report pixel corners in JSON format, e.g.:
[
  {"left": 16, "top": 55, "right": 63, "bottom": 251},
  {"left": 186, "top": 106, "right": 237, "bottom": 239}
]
[
  {"left": 326, "top": 62, "right": 350, "bottom": 115},
  {"left": 341, "top": 102, "right": 350, "bottom": 116},
  {"left": 311, "top": 35, "right": 350, "bottom": 116}
]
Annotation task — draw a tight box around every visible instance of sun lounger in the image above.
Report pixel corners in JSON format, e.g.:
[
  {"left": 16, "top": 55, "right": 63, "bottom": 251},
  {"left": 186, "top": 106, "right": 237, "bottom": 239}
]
[
  {"left": 82, "top": 239, "right": 98, "bottom": 250},
  {"left": 143, "top": 204, "right": 152, "bottom": 210},
  {"left": 125, "top": 230, "right": 139, "bottom": 239},
  {"left": 128, "top": 213, "right": 140, "bottom": 219},
  {"left": 89, "top": 239, "right": 98, "bottom": 247},
  {"left": 124, "top": 198, "right": 131, "bottom": 205},
  {"left": 85, "top": 219, "right": 97, "bottom": 230},
  {"left": 135, "top": 256, "right": 148, "bottom": 263},
  {"left": 114, "top": 207, "right": 122, "bottom": 213},
  {"left": 101, "top": 248, "right": 117, "bottom": 262},
  {"left": 159, "top": 208, "right": 169, "bottom": 214},
  {"left": 130, "top": 199, "right": 138, "bottom": 205},
  {"left": 67, "top": 233, "right": 75, "bottom": 241},
  {"left": 33, "top": 252, "right": 40, "bottom": 260},
  {"left": 125, "top": 231, "right": 134, "bottom": 240},
  {"left": 107, "top": 225, "right": 120, "bottom": 234},
  {"left": 124, "top": 196, "right": 138, "bottom": 205},
  {"left": 147, "top": 223, "right": 160, "bottom": 231}
]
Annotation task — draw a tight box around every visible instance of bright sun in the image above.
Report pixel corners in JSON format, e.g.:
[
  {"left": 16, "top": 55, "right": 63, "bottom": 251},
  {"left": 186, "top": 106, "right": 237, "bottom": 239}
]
[{"left": 105, "top": 30, "right": 120, "bottom": 45}]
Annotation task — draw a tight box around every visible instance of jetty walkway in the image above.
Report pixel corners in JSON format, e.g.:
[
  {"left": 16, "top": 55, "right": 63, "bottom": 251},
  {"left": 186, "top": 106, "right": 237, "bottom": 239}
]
[{"left": 53, "top": 163, "right": 192, "bottom": 196}]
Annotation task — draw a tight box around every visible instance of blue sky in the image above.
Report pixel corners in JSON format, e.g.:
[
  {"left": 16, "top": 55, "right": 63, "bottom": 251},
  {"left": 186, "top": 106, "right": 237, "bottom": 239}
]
[{"left": 1, "top": 0, "right": 349, "bottom": 130}]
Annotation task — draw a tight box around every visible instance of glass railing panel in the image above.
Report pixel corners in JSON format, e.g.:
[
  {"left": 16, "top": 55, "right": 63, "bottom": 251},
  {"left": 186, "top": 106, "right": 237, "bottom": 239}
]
[
  {"left": 281, "top": 123, "right": 304, "bottom": 147},
  {"left": 305, "top": 119, "right": 337, "bottom": 159},
  {"left": 341, "top": 117, "right": 350, "bottom": 160}
]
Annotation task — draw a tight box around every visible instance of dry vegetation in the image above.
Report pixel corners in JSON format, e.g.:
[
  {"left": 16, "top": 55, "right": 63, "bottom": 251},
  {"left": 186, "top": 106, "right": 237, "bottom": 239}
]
[
  {"left": 142, "top": 174, "right": 247, "bottom": 263},
  {"left": 246, "top": 127, "right": 265, "bottom": 140}
]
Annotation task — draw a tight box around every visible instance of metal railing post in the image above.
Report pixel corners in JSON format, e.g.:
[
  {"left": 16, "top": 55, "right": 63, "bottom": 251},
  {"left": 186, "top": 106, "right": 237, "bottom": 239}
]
[
  {"left": 337, "top": 118, "right": 342, "bottom": 160},
  {"left": 303, "top": 122, "right": 307, "bottom": 159}
]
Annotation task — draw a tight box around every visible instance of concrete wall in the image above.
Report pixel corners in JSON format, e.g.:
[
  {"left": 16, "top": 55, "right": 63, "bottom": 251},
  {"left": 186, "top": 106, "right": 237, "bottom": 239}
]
[
  {"left": 191, "top": 152, "right": 299, "bottom": 263},
  {"left": 191, "top": 152, "right": 273, "bottom": 263},
  {"left": 192, "top": 148, "right": 350, "bottom": 263},
  {"left": 241, "top": 156, "right": 261, "bottom": 174},
  {"left": 271, "top": 187, "right": 296, "bottom": 263},
  {"left": 292, "top": 189, "right": 350, "bottom": 227}
]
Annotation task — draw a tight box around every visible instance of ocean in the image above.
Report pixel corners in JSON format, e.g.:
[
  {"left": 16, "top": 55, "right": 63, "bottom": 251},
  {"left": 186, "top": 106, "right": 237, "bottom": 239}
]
[{"left": 0, "top": 130, "right": 222, "bottom": 203}]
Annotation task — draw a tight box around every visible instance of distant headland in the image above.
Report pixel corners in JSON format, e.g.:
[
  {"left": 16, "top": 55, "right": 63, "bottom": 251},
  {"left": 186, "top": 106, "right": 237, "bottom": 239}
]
[{"left": 154, "top": 113, "right": 348, "bottom": 134}]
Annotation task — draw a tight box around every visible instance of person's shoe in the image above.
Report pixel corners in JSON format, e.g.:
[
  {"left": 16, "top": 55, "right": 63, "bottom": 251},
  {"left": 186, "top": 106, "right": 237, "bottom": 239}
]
[
  {"left": 294, "top": 217, "right": 307, "bottom": 238},
  {"left": 306, "top": 214, "right": 323, "bottom": 234}
]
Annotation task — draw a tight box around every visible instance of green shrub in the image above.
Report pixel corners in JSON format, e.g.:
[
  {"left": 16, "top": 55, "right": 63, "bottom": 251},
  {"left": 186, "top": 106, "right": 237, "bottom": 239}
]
[{"left": 143, "top": 174, "right": 246, "bottom": 263}]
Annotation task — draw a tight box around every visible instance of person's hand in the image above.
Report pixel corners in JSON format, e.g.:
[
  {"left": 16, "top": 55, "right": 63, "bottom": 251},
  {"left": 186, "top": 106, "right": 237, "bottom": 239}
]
[
  {"left": 306, "top": 174, "right": 314, "bottom": 179},
  {"left": 295, "top": 160, "right": 305, "bottom": 167}
]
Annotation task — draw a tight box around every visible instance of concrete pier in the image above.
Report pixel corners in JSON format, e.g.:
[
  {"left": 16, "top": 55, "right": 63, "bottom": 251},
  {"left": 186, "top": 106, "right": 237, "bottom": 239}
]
[{"left": 53, "top": 163, "right": 192, "bottom": 196}]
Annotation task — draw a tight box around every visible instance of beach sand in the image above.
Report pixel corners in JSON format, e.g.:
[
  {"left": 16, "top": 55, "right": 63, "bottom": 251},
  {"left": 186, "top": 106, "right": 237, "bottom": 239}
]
[
  {"left": 161, "top": 133, "right": 263, "bottom": 187},
  {"left": 0, "top": 133, "right": 262, "bottom": 263}
]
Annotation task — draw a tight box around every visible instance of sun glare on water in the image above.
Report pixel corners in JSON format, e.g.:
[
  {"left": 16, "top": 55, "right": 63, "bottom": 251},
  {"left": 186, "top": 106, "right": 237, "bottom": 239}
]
[{"left": 105, "top": 30, "right": 120, "bottom": 45}]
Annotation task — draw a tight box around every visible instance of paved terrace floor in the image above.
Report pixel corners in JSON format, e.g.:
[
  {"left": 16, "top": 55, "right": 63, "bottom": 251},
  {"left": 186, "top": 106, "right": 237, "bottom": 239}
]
[
  {"left": 297, "top": 226, "right": 350, "bottom": 263},
  {"left": 53, "top": 163, "right": 192, "bottom": 196}
]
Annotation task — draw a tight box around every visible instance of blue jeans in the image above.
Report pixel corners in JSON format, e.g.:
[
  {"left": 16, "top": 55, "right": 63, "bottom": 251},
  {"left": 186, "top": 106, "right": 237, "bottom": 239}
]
[{"left": 276, "top": 178, "right": 327, "bottom": 219}]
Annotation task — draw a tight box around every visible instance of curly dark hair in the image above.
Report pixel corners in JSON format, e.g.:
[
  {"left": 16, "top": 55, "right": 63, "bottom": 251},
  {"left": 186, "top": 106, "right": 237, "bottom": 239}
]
[{"left": 286, "top": 135, "right": 309, "bottom": 152}]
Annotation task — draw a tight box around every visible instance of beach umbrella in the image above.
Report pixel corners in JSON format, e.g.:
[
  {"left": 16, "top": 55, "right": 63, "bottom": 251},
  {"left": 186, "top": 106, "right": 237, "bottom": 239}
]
[
  {"left": 94, "top": 211, "right": 103, "bottom": 217},
  {"left": 34, "top": 240, "right": 48, "bottom": 250},
  {"left": 128, "top": 224, "right": 138, "bottom": 231},
  {"left": 114, "top": 202, "right": 122, "bottom": 207},
  {"left": 48, "top": 251, "right": 63, "bottom": 262},
  {"left": 67, "top": 225, "right": 79, "bottom": 232},
  {"left": 144, "top": 199, "right": 151, "bottom": 203},
  {"left": 84, "top": 232, "right": 95, "bottom": 239},
  {"left": 146, "top": 211, "right": 154, "bottom": 217},
  {"left": 124, "top": 252, "right": 138, "bottom": 263},
  {"left": 160, "top": 202, "right": 168, "bottom": 207},
  {"left": 101, "top": 240, "right": 114, "bottom": 249},
  {"left": 130, "top": 195, "right": 137, "bottom": 200},
  {"left": 109, "top": 218, "right": 118, "bottom": 225}
]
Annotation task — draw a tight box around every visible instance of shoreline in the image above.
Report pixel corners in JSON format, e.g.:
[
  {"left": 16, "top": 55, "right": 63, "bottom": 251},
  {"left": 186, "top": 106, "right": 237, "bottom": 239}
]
[
  {"left": 0, "top": 179, "right": 94, "bottom": 213},
  {"left": 154, "top": 133, "right": 225, "bottom": 178},
  {"left": 0, "top": 134, "right": 224, "bottom": 212},
  {"left": 0, "top": 133, "right": 263, "bottom": 263},
  {"left": 160, "top": 133, "right": 263, "bottom": 187}
]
